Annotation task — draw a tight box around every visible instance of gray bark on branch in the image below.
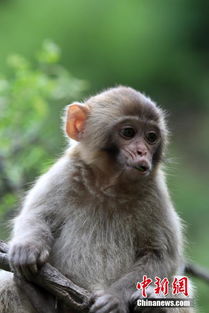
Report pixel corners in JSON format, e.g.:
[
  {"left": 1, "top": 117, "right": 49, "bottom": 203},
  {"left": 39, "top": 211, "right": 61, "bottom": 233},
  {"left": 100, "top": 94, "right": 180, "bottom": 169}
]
[
  {"left": 185, "top": 263, "right": 209, "bottom": 284},
  {"left": 0, "top": 240, "right": 91, "bottom": 312},
  {"left": 1, "top": 240, "right": 209, "bottom": 313}
]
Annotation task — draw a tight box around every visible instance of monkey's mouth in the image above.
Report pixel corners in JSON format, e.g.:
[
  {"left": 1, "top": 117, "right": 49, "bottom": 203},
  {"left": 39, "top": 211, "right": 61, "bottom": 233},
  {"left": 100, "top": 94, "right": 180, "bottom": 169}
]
[
  {"left": 126, "top": 164, "right": 151, "bottom": 175},
  {"left": 133, "top": 165, "right": 150, "bottom": 175}
]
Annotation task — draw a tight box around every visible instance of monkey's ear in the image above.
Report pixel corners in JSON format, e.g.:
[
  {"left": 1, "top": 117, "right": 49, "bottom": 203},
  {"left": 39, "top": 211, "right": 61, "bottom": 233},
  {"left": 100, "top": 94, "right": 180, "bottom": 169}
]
[{"left": 65, "top": 103, "right": 90, "bottom": 141}]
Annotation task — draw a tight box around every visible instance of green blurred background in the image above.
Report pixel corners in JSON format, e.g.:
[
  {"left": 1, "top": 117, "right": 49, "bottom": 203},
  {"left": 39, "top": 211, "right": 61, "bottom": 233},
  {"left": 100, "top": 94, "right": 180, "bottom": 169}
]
[{"left": 0, "top": 0, "right": 208, "bottom": 311}]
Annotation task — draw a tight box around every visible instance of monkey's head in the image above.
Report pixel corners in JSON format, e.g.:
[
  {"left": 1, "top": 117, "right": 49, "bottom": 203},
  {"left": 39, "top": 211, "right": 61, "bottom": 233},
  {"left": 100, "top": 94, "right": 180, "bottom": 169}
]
[{"left": 65, "top": 86, "right": 168, "bottom": 179}]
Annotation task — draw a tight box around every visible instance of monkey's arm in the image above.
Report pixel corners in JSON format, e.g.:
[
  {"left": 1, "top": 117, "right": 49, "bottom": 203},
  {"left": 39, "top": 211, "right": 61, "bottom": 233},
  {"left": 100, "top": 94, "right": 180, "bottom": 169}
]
[
  {"left": 9, "top": 196, "right": 53, "bottom": 277},
  {"left": 91, "top": 206, "right": 182, "bottom": 313},
  {"left": 8, "top": 157, "right": 69, "bottom": 277},
  {"left": 90, "top": 250, "right": 179, "bottom": 313},
  {"left": 9, "top": 208, "right": 53, "bottom": 276},
  {"left": 113, "top": 250, "right": 177, "bottom": 294},
  {"left": 91, "top": 250, "right": 178, "bottom": 313}
]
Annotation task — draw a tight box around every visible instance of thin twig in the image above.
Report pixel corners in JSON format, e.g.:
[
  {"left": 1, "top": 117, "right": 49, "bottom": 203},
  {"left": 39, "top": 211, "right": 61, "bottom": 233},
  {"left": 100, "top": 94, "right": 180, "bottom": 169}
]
[{"left": 185, "top": 263, "right": 209, "bottom": 284}]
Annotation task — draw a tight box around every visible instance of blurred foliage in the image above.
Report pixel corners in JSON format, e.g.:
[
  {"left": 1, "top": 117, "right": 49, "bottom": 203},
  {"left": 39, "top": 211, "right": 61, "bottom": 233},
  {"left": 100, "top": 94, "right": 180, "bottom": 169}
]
[
  {"left": 0, "top": 40, "right": 88, "bottom": 238},
  {"left": 0, "top": 0, "right": 209, "bottom": 112},
  {"left": 167, "top": 160, "right": 209, "bottom": 313},
  {"left": 0, "top": 0, "right": 208, "bottom": 311}
]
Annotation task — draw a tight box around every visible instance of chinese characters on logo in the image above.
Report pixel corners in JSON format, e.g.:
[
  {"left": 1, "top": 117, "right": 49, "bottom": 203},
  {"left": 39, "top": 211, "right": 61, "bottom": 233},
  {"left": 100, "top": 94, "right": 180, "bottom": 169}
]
[{"left": 136, "top": 276, "right": 189, "bottom": 298}]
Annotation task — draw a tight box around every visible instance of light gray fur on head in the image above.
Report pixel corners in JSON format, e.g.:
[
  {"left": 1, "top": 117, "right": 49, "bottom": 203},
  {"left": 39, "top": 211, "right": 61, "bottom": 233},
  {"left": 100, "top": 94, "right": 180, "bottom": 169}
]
[{"left": 66, "top": 86, "right": 168, "bottom": 153}]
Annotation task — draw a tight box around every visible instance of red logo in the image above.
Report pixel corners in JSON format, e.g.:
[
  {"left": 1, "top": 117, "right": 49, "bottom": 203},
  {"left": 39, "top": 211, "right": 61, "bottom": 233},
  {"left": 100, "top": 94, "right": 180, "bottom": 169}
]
[{"left": 136, "top": 276, "right": 189, "bottom": 298}]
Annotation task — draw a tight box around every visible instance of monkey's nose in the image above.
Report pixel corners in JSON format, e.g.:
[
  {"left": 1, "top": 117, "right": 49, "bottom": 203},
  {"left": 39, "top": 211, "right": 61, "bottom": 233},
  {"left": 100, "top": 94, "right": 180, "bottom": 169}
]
[{"left": 137, "top": 149, "right": 147, "bottom": 156}]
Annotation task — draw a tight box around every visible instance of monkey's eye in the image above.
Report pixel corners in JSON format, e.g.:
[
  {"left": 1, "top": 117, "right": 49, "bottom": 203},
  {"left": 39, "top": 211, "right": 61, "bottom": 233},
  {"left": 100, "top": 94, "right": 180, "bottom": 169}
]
[
  {"left": 145, "top": 131, "right": 158, "bottom": 144},
  {"left": 120, "top": 127, "right": 136, "bottom": 139}
]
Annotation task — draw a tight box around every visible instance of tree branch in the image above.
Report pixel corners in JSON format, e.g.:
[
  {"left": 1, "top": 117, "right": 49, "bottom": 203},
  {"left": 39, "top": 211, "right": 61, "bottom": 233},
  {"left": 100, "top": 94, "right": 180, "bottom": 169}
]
[
  {"left": 0, "top": 240, "right": 91, "bottom": 312},
  {"left": 1, "top": 240, "right": 209, "bottom": 313},
  {"left": 185, "top": 263, "right": 209, "bottom": 284}
]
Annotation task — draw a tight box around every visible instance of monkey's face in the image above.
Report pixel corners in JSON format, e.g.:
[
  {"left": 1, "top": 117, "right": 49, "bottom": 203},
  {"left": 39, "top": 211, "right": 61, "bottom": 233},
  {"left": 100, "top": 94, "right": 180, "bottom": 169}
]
[
  {"left": 106, "top": 118, "right": 163, "bottom": 177},
  {"left": 65, "top": 87, "right": 167, "bottom": 179}
]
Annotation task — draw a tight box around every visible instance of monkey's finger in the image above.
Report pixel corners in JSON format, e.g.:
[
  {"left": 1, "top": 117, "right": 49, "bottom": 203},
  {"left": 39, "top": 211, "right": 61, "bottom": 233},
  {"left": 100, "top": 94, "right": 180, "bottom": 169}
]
[
  {"left": 19, "top": 262, "right": 38, "bottom": 281},
  {"left": 16, "top": 246, "right": 38, "bottom": 268},
  {"left": 90, "top": 299, "right": 109, "bottom": 313},
  {"left": 13, "top": 264, "right": 29, "bottom": 281},
  {"left": 94, "top": 290, "right": 105, "bottom": 297},
  {"left": 19, "top": 265, "right": 35, "bottom": 281},
  {"left": 9, "top": 246, "right": 25, "bottom": 267},
  {"left": 38, "top": 249, "right": 49, "bottom": 264},
  {"left": 108, "top": 310, "right": 118, "bottom": 313},
  {"left": 93, "top": 302, "right": 119, "bottom": 313},
  {"left": 97, "top": 309, "right": 118, "bottom": 313},
  {"left": 89, "top": 290, "right": 105, "bottom": 305},
  {"left": 90, "top": 297, "right": 118, "bottom": 313}
]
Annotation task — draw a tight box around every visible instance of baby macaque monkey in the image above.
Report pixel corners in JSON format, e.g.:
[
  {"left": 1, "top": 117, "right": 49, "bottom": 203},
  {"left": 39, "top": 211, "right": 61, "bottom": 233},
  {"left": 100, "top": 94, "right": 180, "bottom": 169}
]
[{"left": 0, "top": 86, "right": 194, "bottom": 313}]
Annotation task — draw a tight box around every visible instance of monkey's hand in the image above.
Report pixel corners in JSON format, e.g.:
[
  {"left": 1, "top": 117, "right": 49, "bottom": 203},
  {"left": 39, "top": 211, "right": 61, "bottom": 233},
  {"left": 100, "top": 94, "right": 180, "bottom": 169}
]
[
  {"left": 90, "top": 291, "right": 128, "bottom": 313},
  {"left": 131, "top": 285, "right": 165, "bottom": 302},
  {"left": 130, "top": 286, "right": 166, "bottom": 313},
  {"left": 9, "top": 240, "right": 50, "bottom": 280}
]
